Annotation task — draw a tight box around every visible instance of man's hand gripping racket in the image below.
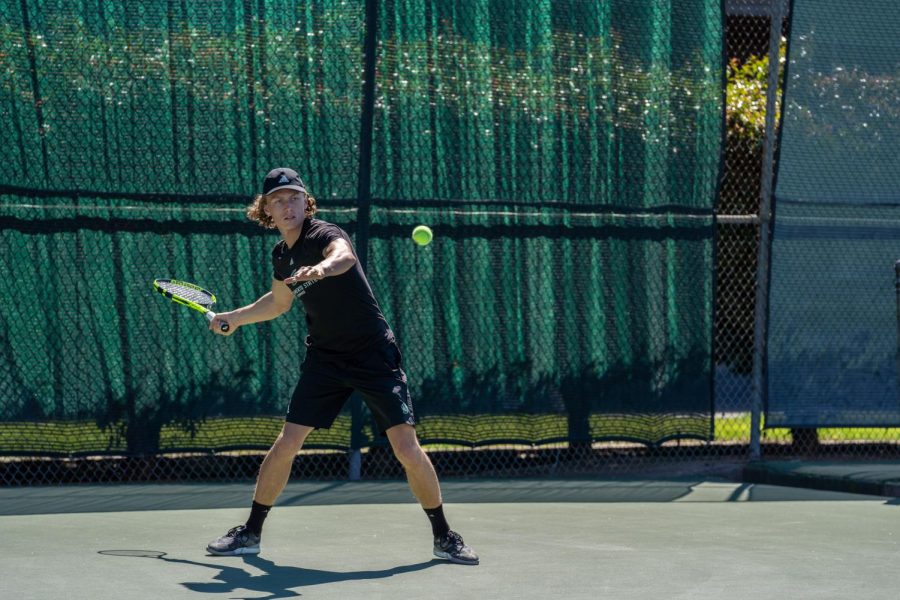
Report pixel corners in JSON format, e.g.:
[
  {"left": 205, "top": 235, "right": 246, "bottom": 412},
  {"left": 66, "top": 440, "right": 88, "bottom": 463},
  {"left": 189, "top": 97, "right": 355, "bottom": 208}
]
[{"left": 153, "top": 279, "right": 232, "bottom": 334}]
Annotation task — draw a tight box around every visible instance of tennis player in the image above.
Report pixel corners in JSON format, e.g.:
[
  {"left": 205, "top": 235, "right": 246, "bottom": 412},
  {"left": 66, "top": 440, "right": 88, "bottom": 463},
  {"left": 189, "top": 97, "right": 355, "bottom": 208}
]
[{"left": 205, "top": 168, "right": 478, "bottom": 565}]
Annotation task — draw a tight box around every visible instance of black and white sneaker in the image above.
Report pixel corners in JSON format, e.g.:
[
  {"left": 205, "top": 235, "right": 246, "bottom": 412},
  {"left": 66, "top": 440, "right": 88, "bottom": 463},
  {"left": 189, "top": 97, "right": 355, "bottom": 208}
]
[
  {"left": 433, "top": 530, "right": 479, "bottom": 565},
  {"left": 206, "top": 525, "right": 261, "bottom": 556}
]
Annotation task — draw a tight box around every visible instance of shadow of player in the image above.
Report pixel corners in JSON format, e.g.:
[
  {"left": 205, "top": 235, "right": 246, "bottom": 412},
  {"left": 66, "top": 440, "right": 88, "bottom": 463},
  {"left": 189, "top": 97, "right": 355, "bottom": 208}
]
[{"left": 97, "top": 550, "right": 444, "bottom": 600}]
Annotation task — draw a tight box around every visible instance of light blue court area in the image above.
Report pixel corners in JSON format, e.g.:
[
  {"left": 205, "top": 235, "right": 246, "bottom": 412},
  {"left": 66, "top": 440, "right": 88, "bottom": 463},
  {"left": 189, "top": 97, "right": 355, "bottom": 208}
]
[{"left": 4, "top": 479, "right": 900, "bottom": 600}]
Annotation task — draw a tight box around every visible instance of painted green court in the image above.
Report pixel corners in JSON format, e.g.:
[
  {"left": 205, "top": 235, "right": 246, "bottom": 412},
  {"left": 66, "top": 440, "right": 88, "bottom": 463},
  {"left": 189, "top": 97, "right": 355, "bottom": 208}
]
[{"left": 5, "top": 478, "right": 900, "bottom": 600}]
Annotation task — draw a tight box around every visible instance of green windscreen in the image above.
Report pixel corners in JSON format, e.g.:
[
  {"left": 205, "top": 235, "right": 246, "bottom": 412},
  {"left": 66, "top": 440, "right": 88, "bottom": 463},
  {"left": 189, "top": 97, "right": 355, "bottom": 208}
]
[
  {"left": 0, "top": 0, "right": 722, "bottom": 456},
  {"left": 767, "top": 0, "right": 900, "bottom": 426}
]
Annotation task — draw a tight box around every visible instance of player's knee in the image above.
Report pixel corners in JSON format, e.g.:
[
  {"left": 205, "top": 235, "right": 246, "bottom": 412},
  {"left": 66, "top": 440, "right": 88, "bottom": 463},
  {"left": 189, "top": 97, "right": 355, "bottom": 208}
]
[
  {"left": 269, "top": 438, "right": 297, "bottom": 460},
  {"left": 392, "top": 438, "right": 425, "bottom": 467},
  {"left": 273, "top": 427, "right": 308, "bottom": 455}
]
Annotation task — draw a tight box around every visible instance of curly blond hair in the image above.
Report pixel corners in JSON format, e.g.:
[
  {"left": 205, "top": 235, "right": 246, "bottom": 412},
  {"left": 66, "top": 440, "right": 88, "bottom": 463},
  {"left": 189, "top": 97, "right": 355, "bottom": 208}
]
[{"left": 246, "top": 192, "right": 318, "bottom": 228}]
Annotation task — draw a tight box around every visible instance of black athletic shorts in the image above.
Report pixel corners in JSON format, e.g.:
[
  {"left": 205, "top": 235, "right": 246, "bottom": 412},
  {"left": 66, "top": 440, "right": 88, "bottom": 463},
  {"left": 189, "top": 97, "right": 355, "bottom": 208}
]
[{"left": 286, "top": 339, "right": 415, "bottom": 433}]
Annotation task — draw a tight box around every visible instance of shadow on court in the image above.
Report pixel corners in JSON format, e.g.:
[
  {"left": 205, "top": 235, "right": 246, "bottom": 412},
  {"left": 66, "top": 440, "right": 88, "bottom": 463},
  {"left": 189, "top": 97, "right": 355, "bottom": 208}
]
[{"left": 98, "top": 551, "right": 442, "bottom": 599}]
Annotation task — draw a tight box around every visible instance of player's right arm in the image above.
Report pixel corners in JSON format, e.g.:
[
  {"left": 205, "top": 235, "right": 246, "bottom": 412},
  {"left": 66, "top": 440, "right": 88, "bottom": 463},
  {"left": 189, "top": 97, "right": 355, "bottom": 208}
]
[{"left": 209, "top": 278, "right": 295, "bottom": 335}]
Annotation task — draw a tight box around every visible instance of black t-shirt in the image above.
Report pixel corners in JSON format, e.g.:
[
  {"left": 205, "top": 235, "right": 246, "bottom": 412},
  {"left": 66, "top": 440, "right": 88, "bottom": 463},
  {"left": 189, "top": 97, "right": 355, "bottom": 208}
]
[{"left": 272, "top": 218, "right": 392, "bottom": 354}]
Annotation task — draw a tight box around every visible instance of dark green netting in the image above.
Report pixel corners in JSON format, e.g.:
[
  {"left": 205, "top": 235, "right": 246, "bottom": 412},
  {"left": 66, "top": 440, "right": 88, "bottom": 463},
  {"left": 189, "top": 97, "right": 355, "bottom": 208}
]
[
  {"left": 766, "top": 0, "right": 900, "bottom": 426},
  {"left": 0, "top": 198, "right": 361, "bottom": 453},
  {"left": 368, "top": 206, "right": 714, "bottom": 445},
  {"left": 0, "top": 0, "right": 722, "bottom": 455},
  {"left": 0, "top": 0, "right": 363, "bottom": 196},
  {"left": 371, "top": 0, "right": 722, "bottom": 206}
]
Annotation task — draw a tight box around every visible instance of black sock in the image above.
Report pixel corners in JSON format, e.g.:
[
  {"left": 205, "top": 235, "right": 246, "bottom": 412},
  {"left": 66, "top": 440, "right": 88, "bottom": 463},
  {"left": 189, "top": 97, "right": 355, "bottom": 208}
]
[
  {"left": 245, "top": 501, "right": 272, "bottom": 536},
  {"left": 424, "top": 504, "right": 450, "bottom": 538}
]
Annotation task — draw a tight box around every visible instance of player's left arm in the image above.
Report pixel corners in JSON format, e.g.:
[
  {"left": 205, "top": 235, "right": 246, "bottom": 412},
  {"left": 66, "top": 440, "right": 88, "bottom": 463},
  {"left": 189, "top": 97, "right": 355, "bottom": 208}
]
[{"left": 285, "top": 238, "right": 356, "bottom": 283}]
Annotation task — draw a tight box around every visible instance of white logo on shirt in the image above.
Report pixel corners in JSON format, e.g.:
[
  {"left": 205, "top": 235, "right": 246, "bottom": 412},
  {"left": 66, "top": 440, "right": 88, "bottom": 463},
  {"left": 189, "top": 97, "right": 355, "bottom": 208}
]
[{"left": 291, "top": 279, "right": 319, "bottom": 298}]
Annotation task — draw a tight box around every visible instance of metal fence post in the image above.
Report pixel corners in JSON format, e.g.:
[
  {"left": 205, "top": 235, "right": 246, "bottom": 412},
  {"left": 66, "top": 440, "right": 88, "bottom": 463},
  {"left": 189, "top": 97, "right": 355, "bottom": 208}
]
[
  {"left": 349, "top": 0, "right": 380, "bottom": 480},
  {"left": 895, "top": 260, "right": 900, "bottom": 406},
  {"left": 750, "top": 0, "right": 785, "bottom": 461}
]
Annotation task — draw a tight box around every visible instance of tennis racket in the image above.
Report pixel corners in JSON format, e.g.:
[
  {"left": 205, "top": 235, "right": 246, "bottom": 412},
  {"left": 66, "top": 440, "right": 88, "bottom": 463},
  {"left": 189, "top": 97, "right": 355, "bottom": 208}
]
[{"left": 153, "top": 278, "right": 230, "bottom": 332}]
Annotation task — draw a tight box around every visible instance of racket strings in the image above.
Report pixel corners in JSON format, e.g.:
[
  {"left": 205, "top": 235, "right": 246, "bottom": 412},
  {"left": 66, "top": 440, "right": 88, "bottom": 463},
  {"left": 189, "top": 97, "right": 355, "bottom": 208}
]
[{"left": 157, "top": 281, "right": 215, "bottom": 308}]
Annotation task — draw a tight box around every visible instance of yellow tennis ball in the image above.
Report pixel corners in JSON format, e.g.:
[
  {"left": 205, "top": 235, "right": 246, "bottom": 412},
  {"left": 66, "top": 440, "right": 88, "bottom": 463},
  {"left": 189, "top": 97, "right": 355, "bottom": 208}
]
[{"left": 412, "top": 225, "right": 433, "bottom": 246}]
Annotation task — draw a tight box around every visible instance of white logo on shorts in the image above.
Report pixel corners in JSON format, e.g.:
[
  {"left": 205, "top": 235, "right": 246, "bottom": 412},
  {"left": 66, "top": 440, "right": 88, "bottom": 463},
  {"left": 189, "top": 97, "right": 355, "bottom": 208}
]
[{"left": 393, "top": 386, "right": 410, "bottom": 414}]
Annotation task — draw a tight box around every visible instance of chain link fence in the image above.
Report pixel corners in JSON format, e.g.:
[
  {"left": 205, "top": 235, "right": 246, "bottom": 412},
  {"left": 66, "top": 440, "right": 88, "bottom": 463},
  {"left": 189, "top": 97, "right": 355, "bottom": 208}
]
[{"left": 3, "top": 0, "right": 894, "bottom": 486}]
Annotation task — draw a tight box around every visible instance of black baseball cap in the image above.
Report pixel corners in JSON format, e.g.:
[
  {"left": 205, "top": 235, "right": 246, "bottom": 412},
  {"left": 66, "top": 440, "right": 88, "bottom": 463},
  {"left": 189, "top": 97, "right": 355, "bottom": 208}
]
[{"left": 262, "top": 168, "right": 307, "bottom": 196}]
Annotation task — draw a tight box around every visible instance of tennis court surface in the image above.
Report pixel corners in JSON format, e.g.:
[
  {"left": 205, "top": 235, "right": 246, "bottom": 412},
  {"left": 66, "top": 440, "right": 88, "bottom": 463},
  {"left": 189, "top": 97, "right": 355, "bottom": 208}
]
[{"left": 5, "top": 477, "right": 900, "bottom": 600}]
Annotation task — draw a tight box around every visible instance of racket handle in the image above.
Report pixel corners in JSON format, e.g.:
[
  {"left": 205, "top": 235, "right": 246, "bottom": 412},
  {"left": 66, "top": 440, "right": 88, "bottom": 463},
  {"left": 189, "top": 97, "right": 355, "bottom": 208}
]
[{"left": 206, "top": 311, "right": 230, "bottom": 333}]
